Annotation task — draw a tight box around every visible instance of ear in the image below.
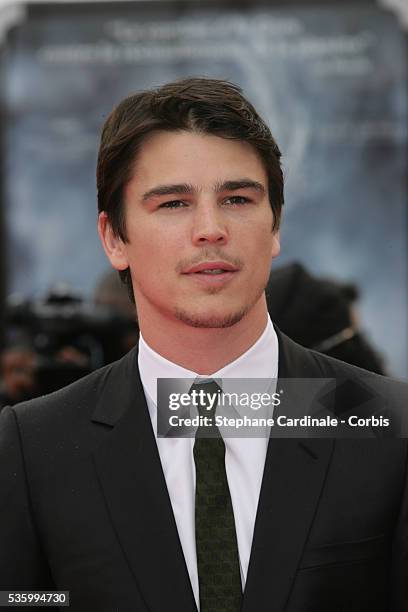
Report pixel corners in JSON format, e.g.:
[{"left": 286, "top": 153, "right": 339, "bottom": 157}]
[
  {"left": 271, "top": 229, "right": 280, "bottom": 260},
  {"left": 97, "top": 212, "right": 129, "bottom": 271}
]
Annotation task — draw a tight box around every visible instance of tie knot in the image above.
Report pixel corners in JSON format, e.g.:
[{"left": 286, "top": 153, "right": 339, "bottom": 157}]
[{"left": 189, "top": 379, "right": 221, "bottom": 419}]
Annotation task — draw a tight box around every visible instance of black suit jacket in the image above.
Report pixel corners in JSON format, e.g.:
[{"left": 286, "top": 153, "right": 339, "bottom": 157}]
[{"left": 0, "top": 330, "right": 407, "bottom": 611}]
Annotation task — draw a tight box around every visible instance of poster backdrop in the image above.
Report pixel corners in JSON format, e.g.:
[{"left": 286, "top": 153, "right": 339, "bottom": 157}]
[{"left": 2, "top": 3, "right": 407, "bottom": 376}]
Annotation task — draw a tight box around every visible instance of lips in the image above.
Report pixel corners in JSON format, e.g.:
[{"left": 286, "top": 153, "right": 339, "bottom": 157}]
[
  {"left": 182, "top": 261, "right": 239, "bottom": 286},
  {"left": 183, "top": 261, "right": 239, "bottom": 274}
]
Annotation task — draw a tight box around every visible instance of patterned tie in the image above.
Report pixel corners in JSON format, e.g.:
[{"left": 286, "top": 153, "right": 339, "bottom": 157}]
[{"left": 192, "top": 380, "right": 242, "bottom": 612}]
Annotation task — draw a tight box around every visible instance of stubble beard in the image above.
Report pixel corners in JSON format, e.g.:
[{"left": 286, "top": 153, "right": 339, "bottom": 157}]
[
  {"left": 174, "top": 305, "right": 249, "bottom": 328},
  {"left": 173, "top": 283, "right": 267, "bottom": 329}
]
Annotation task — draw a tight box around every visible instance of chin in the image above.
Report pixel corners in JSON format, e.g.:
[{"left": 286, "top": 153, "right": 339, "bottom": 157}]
[{"left": 173, "top": 305, "right": 249, "bottom": 329}]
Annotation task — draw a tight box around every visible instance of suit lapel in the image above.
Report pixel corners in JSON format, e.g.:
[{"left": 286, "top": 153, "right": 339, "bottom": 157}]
[
  {"left": 242, "top": 330, "right": 335, "bottom": 612},
  {"left": 92, "top": 347, "right": 197, "bottom": 612}
]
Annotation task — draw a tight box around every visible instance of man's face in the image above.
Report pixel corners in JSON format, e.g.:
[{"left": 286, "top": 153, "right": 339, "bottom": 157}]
[{"left": 101, "top": 130, "right": 280, "bottom": 329}]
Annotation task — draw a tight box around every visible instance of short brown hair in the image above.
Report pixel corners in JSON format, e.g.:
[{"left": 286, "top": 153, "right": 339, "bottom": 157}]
[{"left": 97, "top": 77, "right": 284, "bottom": 296}]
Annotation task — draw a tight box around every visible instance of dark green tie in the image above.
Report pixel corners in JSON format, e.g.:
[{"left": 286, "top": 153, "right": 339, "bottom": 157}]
[{"left": 192, "top": 380, "right": 242, "bottom": 612}]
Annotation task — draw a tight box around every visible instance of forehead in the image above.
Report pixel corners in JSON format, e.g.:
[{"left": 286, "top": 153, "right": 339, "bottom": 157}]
[{"left": 128, "top": 130, "right": 268, "bottom": 192}]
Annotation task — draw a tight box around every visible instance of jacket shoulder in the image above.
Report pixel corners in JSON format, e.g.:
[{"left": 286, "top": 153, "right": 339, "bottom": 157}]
[
  {"left": 308, "top": 344, "right": 406, "bottom": 392},
  {"left": 281, "top": 329, "right": 401, "bottom": 385},
  {"left": 9, "top": 347, "right": 137, "bottom": 431},
  {"left": 278, "top": 331, "right": 408, "bottom": 416}
]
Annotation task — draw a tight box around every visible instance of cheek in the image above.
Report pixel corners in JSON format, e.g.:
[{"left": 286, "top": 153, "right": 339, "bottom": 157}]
[
  {"left": 245, "top": 231, "right": 276, "bottom": 278},
  {"left": 126, "top": 238, "right": 177, "bottom": 284},
  {"left": 245, "top": 225, "right": 275, "bottom": 256}
]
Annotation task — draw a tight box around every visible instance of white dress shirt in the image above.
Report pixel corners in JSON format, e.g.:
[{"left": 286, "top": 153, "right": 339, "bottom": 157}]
[{"left": 138, "top": 316, "right": 279, "bottom": 609}]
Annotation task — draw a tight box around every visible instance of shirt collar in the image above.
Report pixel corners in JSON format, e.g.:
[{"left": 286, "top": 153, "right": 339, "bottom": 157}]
[{"left": 138, "top": 315, "right": 279, "bottom": 406}]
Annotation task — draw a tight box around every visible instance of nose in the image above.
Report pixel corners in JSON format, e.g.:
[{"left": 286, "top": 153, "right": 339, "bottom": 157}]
[{"left": 191, "top": 201, "right": 228, "bottom": 246}]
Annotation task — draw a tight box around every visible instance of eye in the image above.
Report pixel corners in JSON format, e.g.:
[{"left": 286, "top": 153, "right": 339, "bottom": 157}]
[
  {"left": 158, "top": 200, "right": 187, "bottom": 210},
  {"left": 223, "top": 195, "right": 251, "bottom": 206}
]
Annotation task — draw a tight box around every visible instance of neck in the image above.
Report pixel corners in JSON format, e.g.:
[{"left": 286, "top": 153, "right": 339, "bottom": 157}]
[{"left": 137, "top": 297, "right": 269, "bottom": 375}]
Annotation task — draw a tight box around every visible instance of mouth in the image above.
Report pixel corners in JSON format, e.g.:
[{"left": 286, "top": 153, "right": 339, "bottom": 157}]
[
  {"left": 193, "top": 269, "right": 232, "bottom": 275},
  {"left": 183, "top": 261, "right": 239, "bottom": 274},
  {"left": 182, "top": 261, "right": 240, "bottom": 284}
]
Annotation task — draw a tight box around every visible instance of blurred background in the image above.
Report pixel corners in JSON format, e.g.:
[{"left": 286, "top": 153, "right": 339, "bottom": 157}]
[{"left": 0, "top": 0, "right": 406, "bottom": 404}]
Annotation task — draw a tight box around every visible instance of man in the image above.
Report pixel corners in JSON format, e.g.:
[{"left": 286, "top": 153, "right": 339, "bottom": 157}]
[{"left": 0, "top": 77, "right": 407, "bottom": 611}]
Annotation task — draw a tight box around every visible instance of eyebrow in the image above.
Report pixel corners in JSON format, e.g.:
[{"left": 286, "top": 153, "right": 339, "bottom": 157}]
[{"left": 141, "top": 179, "right": 266, "bottom": 202}]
